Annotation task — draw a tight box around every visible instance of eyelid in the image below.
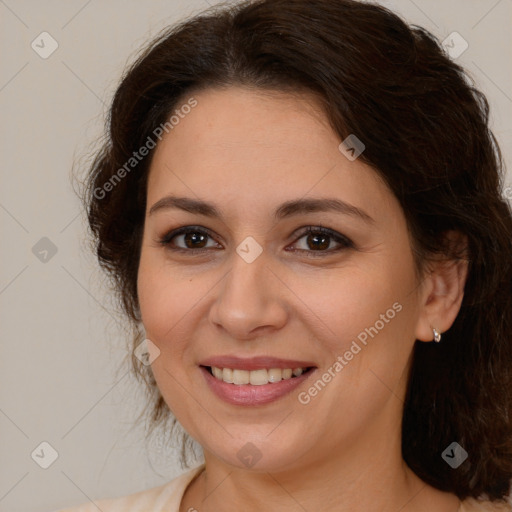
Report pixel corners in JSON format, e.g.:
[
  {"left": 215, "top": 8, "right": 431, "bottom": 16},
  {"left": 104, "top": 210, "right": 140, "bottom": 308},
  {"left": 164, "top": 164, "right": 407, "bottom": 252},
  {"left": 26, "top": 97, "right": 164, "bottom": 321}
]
[
  {"left": 158, "top": 224, "right": 355, "bottom": 255},
  {"left": 287, "top": 225, "right": 354, "bottom": 257},
  {"left": 159, "top": 225, "right": 217, "bottom": 245},
  {"left": 158, "top": 225, "right": 222, "bottom": 253}
]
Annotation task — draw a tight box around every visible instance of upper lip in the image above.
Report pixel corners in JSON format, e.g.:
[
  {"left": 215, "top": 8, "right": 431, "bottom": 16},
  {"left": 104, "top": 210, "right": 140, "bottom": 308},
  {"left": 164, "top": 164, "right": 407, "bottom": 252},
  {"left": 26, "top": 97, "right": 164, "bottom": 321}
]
[{"left": 199, "top": 355, "right": 317, "bottom": 371}]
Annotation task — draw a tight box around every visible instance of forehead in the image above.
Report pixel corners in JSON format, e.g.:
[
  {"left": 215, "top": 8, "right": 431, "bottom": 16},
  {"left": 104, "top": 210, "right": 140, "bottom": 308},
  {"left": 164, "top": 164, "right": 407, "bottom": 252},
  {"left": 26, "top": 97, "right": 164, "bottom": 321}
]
[{"left": 146, "top": 86, "right": 395, "bottom": 222}]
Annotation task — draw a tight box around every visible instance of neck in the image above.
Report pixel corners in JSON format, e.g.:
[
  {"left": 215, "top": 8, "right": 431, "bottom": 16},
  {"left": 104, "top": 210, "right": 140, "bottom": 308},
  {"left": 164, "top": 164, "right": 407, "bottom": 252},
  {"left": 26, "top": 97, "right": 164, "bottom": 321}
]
[{"left": 182, "top": 417, "right": 460, "bottom": 512}]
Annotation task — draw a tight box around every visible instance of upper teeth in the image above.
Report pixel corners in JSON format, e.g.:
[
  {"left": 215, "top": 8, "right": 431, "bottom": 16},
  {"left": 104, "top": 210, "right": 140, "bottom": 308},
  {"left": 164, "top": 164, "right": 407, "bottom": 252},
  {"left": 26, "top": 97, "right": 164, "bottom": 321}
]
[{"left": 211, "top": 367, "right": 307, "bottom": 385}]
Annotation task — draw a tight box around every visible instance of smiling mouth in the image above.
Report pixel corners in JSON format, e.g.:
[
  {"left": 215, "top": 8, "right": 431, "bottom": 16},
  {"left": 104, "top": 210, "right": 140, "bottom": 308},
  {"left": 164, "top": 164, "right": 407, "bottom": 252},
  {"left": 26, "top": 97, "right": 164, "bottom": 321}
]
[{"left": 202, "top": 365, "right": 315, "bottom": 385}]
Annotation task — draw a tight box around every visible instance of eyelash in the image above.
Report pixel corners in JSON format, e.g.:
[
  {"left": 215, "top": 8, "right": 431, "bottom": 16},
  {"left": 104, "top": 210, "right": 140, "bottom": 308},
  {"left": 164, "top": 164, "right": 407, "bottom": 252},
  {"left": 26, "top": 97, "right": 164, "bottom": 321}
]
[{"left": 158, "top": 225, "right": 354, "bottom": 258}]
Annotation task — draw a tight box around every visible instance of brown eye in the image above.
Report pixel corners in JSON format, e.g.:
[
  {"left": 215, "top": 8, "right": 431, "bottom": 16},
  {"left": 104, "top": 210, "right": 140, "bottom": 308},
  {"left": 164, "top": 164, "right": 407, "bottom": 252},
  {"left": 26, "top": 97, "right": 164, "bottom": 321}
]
[
  {"left": 288, "top": 226, "right": 354, "bottom": 258},
  {"left": 181, "top": 231, "right": 208, "bottom": 249},
  {"left": 303, "top": 232, "right": 330, "bottom": 251},
  {"left": 159, "top": 225, "right": 354, "bottom": 258},
  {"left": 159, "top": 226, "right": 220, "bottom": 253}
]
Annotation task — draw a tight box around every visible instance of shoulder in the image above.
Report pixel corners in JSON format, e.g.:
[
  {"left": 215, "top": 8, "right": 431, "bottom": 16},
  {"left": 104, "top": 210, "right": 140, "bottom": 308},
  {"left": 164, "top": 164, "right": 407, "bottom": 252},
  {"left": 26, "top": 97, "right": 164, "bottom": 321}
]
[
  {"left": 460, "top": 497, "right": 512, "bottom": 512},
  {"left": 53, "top": 464, "right": 205, "bottom": 512}
]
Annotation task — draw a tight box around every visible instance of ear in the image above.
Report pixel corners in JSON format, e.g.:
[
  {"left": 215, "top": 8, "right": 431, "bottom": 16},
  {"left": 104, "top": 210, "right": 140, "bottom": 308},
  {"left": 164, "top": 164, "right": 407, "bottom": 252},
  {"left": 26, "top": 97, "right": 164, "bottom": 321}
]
[{"left": 414, "top": 231, "right": 469, "bottom": 342}]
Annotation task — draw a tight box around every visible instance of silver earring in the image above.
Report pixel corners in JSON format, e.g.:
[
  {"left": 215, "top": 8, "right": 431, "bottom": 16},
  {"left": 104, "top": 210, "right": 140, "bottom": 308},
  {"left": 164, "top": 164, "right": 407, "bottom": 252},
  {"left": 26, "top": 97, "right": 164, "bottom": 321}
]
[{"left": 432, "top": 327, "right": 441, "bottom": 343}]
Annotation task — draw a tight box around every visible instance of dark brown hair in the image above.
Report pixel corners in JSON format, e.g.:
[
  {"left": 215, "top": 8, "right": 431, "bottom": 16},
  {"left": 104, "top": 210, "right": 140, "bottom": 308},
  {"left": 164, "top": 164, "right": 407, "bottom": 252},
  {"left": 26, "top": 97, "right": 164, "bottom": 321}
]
[{"left": 80, "top": 0, "right": 512, "bottom": 502}]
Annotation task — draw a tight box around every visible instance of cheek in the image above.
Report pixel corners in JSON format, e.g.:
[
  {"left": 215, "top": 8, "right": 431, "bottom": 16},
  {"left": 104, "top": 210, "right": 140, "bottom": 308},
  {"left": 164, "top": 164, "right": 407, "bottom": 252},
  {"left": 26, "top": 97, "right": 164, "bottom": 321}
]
[
  {"left": 137, "top": 251, "right": 186, "bottom": 350},
  {"left": 294, "top": 266, "right": 418, "bottom": 439},
  {"left": 137, "top": 257, "right": 169, "bottom": 336},
  {"left": 309, "top": 255, "right": 419, "bottom": 396},
  {"left": 136, "top": 249, "right": 215, "bottom": 363},
  {"left": 136, "top": 253, "right": 200, "bottom": 422},
  {"left": 306, "top": 261, "right": 415, "bottom": 350}
]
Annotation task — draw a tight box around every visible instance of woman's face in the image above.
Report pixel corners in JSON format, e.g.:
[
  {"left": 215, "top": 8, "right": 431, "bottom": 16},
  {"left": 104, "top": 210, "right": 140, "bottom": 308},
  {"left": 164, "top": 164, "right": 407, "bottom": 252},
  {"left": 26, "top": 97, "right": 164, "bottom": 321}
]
[{"left": 137, "top": 86, "right": 427, "bottom": 472}]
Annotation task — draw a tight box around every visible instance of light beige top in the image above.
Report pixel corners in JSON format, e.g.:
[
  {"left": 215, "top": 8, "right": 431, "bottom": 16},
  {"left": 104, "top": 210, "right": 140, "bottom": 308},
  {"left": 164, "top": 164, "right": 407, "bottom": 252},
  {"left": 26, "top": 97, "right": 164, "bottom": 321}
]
[{"left": 55, "top": 463, "right": 512, "bottom": 512}]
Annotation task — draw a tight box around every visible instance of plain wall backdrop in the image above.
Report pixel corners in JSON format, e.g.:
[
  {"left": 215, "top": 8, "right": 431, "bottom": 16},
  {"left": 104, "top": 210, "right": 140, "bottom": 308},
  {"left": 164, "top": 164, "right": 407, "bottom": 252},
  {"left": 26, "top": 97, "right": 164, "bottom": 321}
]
[{"left": 1, "top": 1, "right": 511, "bottom": 511}]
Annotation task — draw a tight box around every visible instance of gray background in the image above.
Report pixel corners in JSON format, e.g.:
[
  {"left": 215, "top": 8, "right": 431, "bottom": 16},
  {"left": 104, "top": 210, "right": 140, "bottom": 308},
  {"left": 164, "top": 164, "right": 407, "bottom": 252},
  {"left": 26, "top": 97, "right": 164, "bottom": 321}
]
[{"left": 1, "top": 1, "right": 511, "bottom": 511}]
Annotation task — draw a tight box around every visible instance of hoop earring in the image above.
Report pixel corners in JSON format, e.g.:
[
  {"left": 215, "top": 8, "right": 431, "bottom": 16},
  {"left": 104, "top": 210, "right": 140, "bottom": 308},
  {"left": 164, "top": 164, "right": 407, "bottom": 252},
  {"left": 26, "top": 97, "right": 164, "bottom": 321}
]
[{"left": 432, "top": 327, "right": 441, "bottom": 343}]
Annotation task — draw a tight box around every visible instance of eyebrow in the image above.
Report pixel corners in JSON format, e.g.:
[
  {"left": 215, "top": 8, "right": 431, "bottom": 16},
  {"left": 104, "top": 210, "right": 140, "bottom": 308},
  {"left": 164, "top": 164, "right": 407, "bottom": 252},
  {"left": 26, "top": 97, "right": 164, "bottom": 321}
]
[{"left": 148, "top": 195, "right": 374, "bottom": 223}]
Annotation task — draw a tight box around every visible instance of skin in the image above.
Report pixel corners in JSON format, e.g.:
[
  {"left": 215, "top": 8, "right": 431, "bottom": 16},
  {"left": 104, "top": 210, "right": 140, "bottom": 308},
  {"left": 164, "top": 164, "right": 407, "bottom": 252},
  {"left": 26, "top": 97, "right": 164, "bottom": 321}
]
[{"left": 136, "top": 86, "right": 468, "bottom": 512}]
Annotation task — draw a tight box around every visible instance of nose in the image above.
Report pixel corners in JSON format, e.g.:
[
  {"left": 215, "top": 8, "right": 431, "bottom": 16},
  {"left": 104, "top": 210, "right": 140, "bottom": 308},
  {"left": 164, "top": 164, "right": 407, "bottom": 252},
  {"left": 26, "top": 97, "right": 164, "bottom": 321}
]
[{"left": 208, "top": 249, "right": 289, "bottom": 341}]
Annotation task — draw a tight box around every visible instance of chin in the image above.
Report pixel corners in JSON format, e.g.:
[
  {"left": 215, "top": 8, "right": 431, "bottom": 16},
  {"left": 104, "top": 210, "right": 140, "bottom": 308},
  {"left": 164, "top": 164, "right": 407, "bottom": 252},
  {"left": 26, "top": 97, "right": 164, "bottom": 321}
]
[{"left": 203, "top": 431, "right": 312, "bottom": 473}]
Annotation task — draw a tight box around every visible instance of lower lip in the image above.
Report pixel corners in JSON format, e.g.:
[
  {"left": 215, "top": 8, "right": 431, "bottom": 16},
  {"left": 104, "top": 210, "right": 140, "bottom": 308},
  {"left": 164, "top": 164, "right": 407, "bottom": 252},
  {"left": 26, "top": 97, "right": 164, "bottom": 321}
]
[{"left": 200, "top": 366, "right": 315, "bottom": 406}]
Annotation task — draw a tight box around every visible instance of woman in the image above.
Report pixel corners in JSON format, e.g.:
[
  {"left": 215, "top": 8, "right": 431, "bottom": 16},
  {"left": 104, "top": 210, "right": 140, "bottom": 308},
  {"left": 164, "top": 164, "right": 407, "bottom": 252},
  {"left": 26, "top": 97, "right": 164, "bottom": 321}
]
[{"left": 57, "top": 0, "right": 512, "bottom": 510}]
